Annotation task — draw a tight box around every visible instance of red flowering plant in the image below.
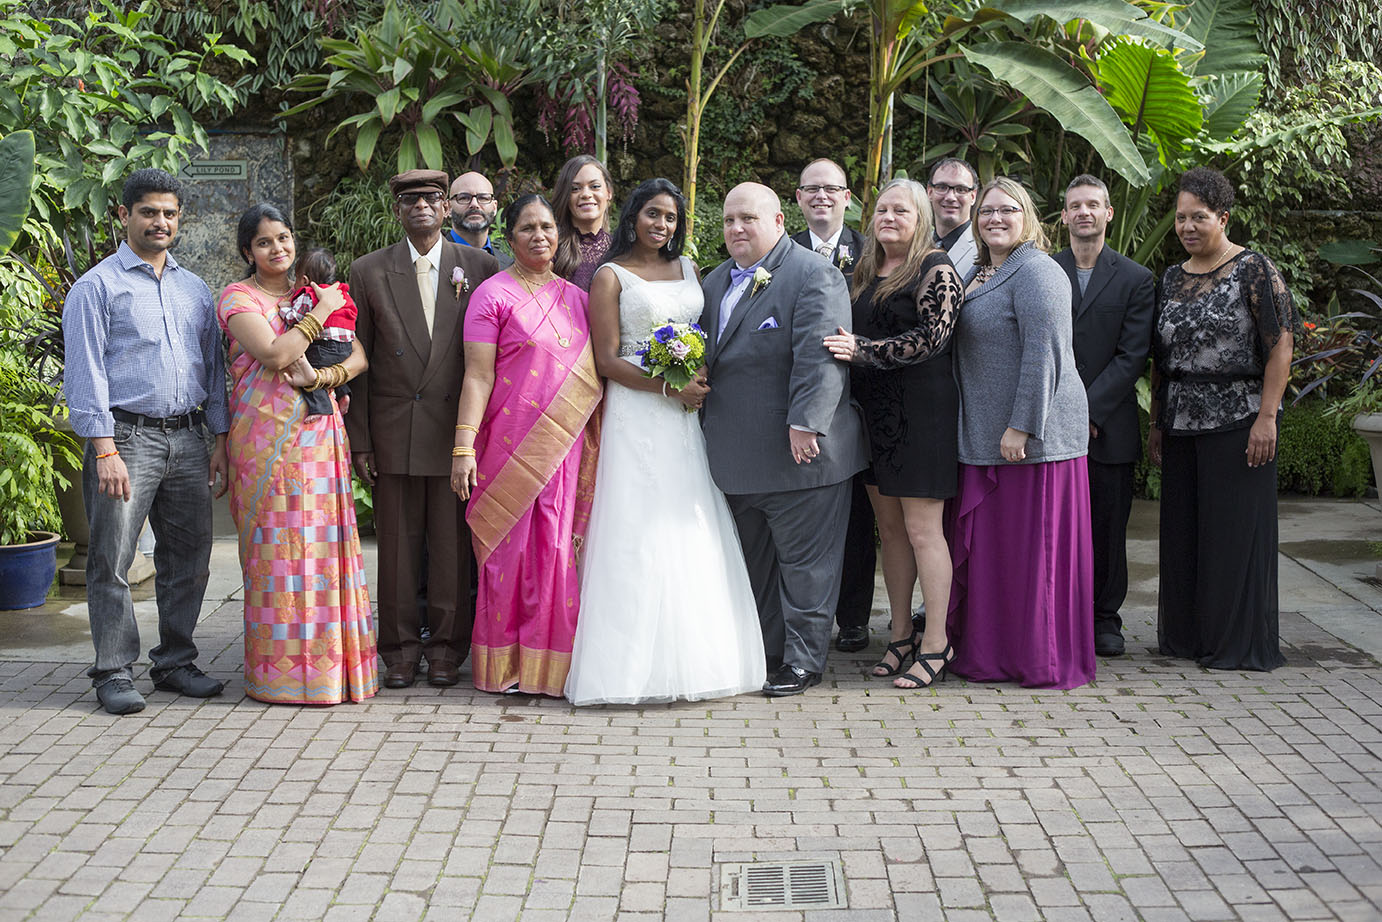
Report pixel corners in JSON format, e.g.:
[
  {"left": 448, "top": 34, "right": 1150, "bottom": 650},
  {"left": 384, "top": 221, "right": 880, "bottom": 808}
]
[{"left": 1294, "top": 241, "right": 1382, "bottom": 412}]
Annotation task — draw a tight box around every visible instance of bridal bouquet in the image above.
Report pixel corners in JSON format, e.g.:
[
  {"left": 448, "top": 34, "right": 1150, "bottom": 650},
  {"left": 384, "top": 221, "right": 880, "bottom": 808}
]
[{"left": 637, "top": 320, "right": 707, "bottom": 392}]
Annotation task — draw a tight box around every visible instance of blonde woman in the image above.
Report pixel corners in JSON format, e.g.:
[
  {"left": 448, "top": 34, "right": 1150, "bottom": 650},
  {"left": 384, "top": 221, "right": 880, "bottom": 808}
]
[
  {"left": 948, "top": 177, "right": 1094, "bottom": 689},
  {"left": 823, "top": 179, "right": 964, "bottom": 689}
]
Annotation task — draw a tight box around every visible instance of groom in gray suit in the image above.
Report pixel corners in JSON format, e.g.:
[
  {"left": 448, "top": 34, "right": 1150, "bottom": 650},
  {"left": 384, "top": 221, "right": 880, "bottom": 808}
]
[{"left": 699, "top": 183, "right": 867, "bottom": 696}]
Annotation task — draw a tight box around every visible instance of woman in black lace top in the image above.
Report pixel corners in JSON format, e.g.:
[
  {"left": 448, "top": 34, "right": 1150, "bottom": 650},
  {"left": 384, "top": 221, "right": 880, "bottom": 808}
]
[
  {"left": 1148, "top": 167, "right": 1296, "bottom": 671},
  {"left": 824, "top": 179, "right": 964, "bottom": 689}
]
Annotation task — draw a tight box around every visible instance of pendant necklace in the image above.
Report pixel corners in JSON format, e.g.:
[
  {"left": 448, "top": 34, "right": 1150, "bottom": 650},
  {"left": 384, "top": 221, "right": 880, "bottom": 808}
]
[{"left": 514, "top": 265, "right": 573, "bottom": 347}]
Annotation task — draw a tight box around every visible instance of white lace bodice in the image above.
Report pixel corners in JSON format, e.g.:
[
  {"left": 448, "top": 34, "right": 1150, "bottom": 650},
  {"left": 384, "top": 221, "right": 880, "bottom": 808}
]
[{"left": 603, "top": 257, "right": 704, "bottom": 355}]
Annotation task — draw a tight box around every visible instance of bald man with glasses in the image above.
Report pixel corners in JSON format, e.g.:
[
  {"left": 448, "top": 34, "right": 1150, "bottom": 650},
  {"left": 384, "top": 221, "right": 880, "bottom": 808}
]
[{"left": 447, "top": 171, "right": 513, "bottom": 269}]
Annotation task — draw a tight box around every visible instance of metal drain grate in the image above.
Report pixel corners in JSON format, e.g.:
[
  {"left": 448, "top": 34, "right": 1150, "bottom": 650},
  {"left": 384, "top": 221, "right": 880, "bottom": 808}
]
[{"left": 718, "top": 859, "right": 846, "bottom": 911}]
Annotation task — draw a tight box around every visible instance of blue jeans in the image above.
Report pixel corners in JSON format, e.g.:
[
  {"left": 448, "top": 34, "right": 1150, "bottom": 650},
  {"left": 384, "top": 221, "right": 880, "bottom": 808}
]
[{"left": 83, "top": 421, "right": 214, "bottom": 687}]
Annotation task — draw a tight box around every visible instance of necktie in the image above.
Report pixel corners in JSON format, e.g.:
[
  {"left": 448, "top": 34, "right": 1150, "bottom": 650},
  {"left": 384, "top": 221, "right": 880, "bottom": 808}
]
[
  {"left": 414, "top": 256, "right": 434, "bottom": 335},
  {"left": 720, "top": 264, "right": 758, "bottom": 340},
  {"left": 816, "top": 243, "right": 833, "bottom": 257}
]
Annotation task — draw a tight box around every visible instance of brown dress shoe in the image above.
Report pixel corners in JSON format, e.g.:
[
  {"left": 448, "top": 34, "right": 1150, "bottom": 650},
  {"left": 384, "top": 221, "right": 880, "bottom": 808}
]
[
  {"left": 382, "top": 662, "right": 417, "bottom": 689},
  {"left": 427, "top": 663, "right": 460, "bottom": 687}
]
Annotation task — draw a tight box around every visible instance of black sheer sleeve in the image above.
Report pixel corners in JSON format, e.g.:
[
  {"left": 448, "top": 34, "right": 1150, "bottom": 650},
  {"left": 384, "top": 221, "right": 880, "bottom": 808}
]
[
  {"left": 853, "top": 257, "right": 964, "bottom": 370},
  {"left": 1240, "top": 250, "right": 1299, "bottom": 358}
]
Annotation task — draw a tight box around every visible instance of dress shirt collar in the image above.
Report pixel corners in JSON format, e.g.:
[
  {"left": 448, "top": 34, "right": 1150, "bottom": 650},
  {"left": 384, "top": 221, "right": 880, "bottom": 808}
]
[
  {"left": 808, "top": 227, "right": 844, "bottom": 253},
  {"left": 936, "top": 220, "right": 970, "bottom": 252},
  {"left": 406, "top": 235, "right": 444, "bottom": 267},
  {"left": 115, "top": 239, "right": 181, "bottom": 274}
]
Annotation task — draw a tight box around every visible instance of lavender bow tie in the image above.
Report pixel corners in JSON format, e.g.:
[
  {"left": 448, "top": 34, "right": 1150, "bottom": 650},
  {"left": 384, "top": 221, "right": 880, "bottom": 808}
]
[{"left": 729, "top": 264, "right": 757, "bottom": 287}]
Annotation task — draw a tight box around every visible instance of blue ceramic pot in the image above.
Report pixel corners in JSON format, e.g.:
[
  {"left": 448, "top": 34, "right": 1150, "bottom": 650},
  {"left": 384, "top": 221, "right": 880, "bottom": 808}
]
[{"left": 0, "top": 531, "right": 60, "bottom": 610}]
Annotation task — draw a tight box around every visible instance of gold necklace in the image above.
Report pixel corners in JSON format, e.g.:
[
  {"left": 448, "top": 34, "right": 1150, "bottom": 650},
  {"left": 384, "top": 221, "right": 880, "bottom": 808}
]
[
  {"left": 1189, "top": 239, "right": 1233, "bottom": 274},
  {"left": 251, "top": 273, "right": 291, "bottom": 298},
  {"left": 513, "top": 265, "right": 573, "bottom": 347}
]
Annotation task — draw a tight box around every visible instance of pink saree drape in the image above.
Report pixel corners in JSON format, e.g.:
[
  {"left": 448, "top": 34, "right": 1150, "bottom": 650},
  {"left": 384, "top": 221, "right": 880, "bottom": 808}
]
[{"left": 464, "top": 272, "right": 602, "bottom": 695}]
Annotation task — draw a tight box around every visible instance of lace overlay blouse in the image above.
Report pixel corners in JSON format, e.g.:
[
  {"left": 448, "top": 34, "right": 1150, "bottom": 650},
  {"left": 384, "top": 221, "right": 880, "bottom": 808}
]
[
  {"left": 569, "top": 229, "right": 613, "bottom": 292},
  {"left": 852, "top": 251, "right": 964, "bottom": 369},
  {"left": 1154, "top": 250, "right": 1297, "bottom": 434}
]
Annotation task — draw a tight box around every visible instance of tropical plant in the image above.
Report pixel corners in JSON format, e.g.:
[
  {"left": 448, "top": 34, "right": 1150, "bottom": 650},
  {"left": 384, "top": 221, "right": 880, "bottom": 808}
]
[
  {"left": 303, "top": 171, "right": 402, "bottom": 278},
  {"left": 0, "top": 294, "right": 79, "bottom": 546},
  {"left": 282, "top": 0, "right": 560, "bottom": 174},
  {"left": 0, "top": 131, "right": 34, "bottom": 257},
  {"left": 0, "top": 0, "right": 253, "bottom": 250},
  {"left": 1297, "top": 241, "right": 1382, "bottom": 407},
  {"left": 540, "top": 0, "right": 665, "bottom": 162},
  {"left": 901, "top": 60, "right": 1033, "bottom": 184},
  {"left": 748, "top": 0, "right": 1204, "bottom": 219}
]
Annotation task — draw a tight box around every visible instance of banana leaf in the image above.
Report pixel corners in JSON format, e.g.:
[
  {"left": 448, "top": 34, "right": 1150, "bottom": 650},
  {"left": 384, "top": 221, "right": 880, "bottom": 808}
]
[{"left": 0, "top": 130, "right": 35, "bottom": 257}]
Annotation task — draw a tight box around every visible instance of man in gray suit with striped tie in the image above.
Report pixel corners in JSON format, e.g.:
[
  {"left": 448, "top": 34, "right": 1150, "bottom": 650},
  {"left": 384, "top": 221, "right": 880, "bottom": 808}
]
[{"left": 699, "top": 183, "right": 867, "bottom": 696}]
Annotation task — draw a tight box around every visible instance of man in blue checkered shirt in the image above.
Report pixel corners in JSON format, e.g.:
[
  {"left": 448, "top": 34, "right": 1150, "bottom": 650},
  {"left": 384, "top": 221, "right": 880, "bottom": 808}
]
[{"left": 63, "top": 168, "right": 231, "bottom": 716}]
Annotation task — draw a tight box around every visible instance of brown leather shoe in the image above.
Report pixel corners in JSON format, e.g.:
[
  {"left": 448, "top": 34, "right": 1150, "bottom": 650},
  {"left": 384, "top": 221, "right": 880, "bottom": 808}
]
[
  {"left": 382, "top": 662, "right": 417, "bottom": 689},
  {"left": 427, "top": 663, "right": 460, "bottom": 687}
]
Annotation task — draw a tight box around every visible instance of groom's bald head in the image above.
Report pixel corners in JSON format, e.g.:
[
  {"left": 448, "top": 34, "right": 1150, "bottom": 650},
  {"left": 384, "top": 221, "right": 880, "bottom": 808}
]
[{"left": 723, "top": 183, "right": 785, "bottom": 267}]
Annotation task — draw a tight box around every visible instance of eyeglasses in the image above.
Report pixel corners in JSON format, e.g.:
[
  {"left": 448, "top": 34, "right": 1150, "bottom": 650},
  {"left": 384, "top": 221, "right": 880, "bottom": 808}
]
[
  {"left": 396, "top": 191, "right": 445, "bottom": 206},
  {"left": 978, "top": 205, "right": 1023, "bottom": 217},
  {"left": 798, "top": 184, "right": 848, "bottom": 195},
  {"left": 451, "top": 193, "right": 496, "bottom": 205},
  {"left": 930, "top": 182, "right": 976, "bottom": 196}
]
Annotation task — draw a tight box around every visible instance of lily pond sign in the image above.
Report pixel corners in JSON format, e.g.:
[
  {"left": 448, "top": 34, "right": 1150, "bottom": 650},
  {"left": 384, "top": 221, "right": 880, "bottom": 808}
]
[{"left": 180, "top": 160, "right": 247, "bottom": 181}]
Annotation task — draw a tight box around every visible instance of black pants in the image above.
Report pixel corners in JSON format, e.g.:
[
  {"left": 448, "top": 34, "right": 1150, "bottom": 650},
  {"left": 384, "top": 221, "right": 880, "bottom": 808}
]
[
  {"left": 301, "top": 338, "right": 353, "bottom": 416},
  {"left": 834, "top": 473, "right": 877, "bottom": 630},
  {"left": 1089, "top": 459, "right": 1133, "bottom": 636},
  {"left": 1158, "top": 425, "right": 1285, "bottom": 671}
]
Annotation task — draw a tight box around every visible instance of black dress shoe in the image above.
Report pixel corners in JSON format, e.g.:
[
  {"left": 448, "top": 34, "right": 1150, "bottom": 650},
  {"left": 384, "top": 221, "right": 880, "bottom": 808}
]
[
  {"left": 382, "top": 662, "right": 417, "bottom": 688},
  {"left": 762, "top": 664, "right": 821, "bottom": 697},
  {"left": 1095, "top": 631, "right": 1125, "bottom": 657},
  {"left": 835, "top": 626, "right": 868, "bottom": 652},
  {"left": 427, "top": 663, "right": 460, "bottom": 687}
]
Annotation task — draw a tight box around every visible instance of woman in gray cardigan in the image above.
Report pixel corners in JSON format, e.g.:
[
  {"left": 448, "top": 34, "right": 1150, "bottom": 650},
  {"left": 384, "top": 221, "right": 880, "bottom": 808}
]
[{"left": 947, "top": 177, "right": 1095, "bottom": 690}]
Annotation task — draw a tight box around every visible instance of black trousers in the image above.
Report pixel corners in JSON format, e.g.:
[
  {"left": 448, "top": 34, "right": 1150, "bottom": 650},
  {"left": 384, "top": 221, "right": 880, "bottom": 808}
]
[
  {"left": 1089, "top": 459, "right": 1133, "bottom": 635},
  {"left": 1158, "top": 425, "right": 1285, "bottom": 671},
  {"left": 834, "top": 473, "right": 877, "bottom": 630}
]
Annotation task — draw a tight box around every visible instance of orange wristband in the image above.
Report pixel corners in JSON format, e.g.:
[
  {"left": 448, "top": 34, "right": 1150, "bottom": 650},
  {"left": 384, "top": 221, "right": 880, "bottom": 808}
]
[{"left": 96, "top": 450, "right": 119, "bottom": 460}]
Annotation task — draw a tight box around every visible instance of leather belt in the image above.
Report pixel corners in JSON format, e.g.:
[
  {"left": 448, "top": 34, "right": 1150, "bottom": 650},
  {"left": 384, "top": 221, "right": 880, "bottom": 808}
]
[{"left": 112, "top": 408, "right": 205, "bottom": 431}]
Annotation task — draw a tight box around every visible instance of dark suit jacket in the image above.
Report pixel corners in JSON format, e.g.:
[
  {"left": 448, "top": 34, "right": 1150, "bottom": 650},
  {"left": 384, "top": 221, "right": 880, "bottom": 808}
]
[
  {"left": 346, "top": 238, "right": 499, "bottom": 477},
  {"left": 699, "top": 234, "right": 867, "bottom": 494},
  {"left": 791, "top": 227, "right": 865, "bottom": 283},
  {"left": 1053, "top": 244, "right": 1154, "bottom": 466}
]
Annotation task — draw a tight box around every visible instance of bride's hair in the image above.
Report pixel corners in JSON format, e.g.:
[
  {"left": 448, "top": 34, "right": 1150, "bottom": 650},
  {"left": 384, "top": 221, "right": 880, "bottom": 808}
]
[{"left": 604, "top": 178, "right": 687, "bottom": 265}]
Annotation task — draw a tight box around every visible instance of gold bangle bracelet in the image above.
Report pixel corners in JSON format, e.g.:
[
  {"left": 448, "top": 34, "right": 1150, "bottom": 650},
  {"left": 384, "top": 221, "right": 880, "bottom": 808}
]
[
  {"left": 296, "top": 314, "right": 324, "bottom": 341},
  {"left": 304, "top": 367, "right": 326, "bottom": 391},
  {"left": 451, "top": 446, "right": 476, "bottom": 457},
  {"left": 455, "top": 423, "right": 478, "bottom": 433}
]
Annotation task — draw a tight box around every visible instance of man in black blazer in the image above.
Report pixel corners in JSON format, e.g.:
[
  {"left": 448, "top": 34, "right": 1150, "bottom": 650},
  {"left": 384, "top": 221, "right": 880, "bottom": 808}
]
[
  {"left": 791, "top": 158, "right": 875, "bottom": 654},
  {"left": 1054, "top": 174, "right": 1154, "bottom": 657}
]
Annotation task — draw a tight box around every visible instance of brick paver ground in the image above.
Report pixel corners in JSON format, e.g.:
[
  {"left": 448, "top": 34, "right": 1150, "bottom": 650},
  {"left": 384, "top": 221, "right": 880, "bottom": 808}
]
[{"left": 1, "top": 499, "right": 1379, "bottom": 921}]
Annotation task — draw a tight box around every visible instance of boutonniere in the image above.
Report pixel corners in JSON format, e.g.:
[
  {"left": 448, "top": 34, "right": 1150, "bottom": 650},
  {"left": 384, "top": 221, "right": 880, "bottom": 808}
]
[
  {"left": 751, "top": 266, "right": 772, "bottom": 297},
  {"left": 835, "top": 246, "right": 853, "bottom": 270},
  {"left": 451, "top": 266, "right": 469, "bottom": 297}
]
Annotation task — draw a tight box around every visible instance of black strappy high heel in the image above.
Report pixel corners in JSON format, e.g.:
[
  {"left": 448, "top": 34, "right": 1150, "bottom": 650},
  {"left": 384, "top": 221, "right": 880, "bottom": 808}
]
[
  {"left": 895, "top": 644, "right": 955, "bottom": 689},
  {"left": 871, "top": 635, "right": 917, "bottom": 677}
]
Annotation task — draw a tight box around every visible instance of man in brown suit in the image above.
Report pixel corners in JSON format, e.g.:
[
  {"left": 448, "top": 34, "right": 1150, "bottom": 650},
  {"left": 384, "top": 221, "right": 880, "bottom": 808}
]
[{"left": 346, "top": 169, "right": 500, "bottom": 688}]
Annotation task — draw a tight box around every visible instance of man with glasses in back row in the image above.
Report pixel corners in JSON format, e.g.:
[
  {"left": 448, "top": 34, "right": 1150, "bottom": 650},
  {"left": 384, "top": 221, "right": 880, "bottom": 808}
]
[
  {"left": 346, "top": 170, "right": 499, "bottom": 689},
  {"left": 927, "top": 157, "right": 980, "bottom": 280},
  {"left": 791, "top": 159, "right": 876, "bottom": 654},
  {"left": 447, "top": 171, "right": 513, "bottom": 269}
]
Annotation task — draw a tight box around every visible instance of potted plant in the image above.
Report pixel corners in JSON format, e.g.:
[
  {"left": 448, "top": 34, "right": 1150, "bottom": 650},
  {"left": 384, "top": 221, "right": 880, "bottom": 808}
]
[{"left": 1310, "top": 240, "right": 1382, "bottom": 492}]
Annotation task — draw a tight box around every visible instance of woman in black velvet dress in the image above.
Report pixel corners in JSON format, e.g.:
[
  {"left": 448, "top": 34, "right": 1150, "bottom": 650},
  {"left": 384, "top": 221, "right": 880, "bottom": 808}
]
[{"left": 824, "top": 178, "right": 964, "bottom": 689}]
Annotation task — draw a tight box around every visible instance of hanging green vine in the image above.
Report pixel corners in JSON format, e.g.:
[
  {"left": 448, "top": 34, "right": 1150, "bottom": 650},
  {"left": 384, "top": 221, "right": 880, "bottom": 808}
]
[{"left": 1253, "top": 0, "right": 1381, "bottom": 92}]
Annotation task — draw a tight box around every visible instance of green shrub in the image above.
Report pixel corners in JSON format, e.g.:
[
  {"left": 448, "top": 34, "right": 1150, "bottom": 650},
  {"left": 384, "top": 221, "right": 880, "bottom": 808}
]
[{"left": 1278, "top": 401, "right": 1374, "bottom": 496}]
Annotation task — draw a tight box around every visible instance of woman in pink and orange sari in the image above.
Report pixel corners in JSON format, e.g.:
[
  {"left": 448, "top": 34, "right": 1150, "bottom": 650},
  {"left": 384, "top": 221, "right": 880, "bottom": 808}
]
[
  {"left": 450, "top": 195, "right": 602, "bottom": 696},
  {"left": 217, "top": 203, "right": 379, "bottom": 705}
]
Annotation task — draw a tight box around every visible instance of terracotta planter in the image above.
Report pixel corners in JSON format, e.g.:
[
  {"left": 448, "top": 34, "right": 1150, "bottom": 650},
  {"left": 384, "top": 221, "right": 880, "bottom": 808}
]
[{"left": 0, "top": 531, "right": 60, "bottom": 610}]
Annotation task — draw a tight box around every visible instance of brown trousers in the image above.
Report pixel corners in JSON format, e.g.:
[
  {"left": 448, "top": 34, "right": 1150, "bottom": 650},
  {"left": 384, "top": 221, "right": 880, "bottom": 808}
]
[{"left": 373, "top": 473, "right": 472, "bottom": 668}]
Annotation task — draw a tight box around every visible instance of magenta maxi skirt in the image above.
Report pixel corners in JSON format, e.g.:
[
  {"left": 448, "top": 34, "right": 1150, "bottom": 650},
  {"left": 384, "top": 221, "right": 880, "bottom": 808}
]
[{"left": 945, "top": 458, "right": 1096, "bottom": 690}]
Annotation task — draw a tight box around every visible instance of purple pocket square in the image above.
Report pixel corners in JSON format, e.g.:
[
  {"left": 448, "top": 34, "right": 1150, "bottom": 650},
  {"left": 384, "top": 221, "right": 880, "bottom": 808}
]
[{"left": 756, "top": 317, "right": 779, "bottom": 330}]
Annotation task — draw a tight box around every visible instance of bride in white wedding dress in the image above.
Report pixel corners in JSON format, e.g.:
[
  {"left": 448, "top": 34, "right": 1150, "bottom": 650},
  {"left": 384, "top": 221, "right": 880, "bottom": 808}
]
[{"left": 565, "top": 178, "right": 765, "bottom": 705}]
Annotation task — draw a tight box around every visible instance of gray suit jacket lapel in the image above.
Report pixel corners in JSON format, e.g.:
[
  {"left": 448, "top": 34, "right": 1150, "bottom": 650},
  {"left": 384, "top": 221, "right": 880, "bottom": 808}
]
[{"left": 716, "top": 233, "right": 794, "bottom": 348}]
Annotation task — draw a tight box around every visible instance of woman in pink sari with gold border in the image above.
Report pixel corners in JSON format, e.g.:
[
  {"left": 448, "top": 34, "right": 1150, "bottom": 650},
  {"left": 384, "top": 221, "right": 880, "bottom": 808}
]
[{"left": 451, "top": 195, "right": 602, "bottom": 696}]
